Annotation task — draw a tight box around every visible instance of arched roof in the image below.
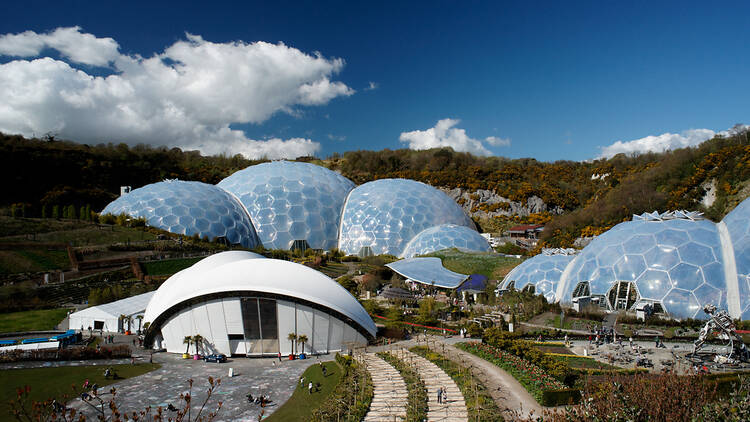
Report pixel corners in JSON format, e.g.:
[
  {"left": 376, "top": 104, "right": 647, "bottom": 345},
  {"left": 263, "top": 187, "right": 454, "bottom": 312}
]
[
  {"left": 217, "top": 161, "right": 355, "bottom": 250},
  {"left": 101, "top": 180, "right": 260, "bottom": 248},
  {"left": 558, "top": 217, "right": 726, "bottom": 319},
  {"left": 501, "top": 253, "right": 575, "bottom": 303},
  {"left": 338, "top": 179, "right": 474, "bottom": 256},
  {"left": 400, "top": 224, "right": 492, "bottom": 258},
  {"left": 144, "top": 252, "right": 376, "bottom": 337}
]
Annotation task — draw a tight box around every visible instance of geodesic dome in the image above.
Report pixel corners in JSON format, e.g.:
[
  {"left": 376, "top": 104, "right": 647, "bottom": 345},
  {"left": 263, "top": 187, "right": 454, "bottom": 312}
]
[
  {"left": 721, "top": 200, "right": 750, "bottom": 319},
  {"left": 400, "top": 224, "right": 492, "bottom": 258},
  {"left": 338, "top": 179, "right": 475, "bottom": 256},
  {"left": 217, "top": 161, "right": 355, "bottom": 250},
  {"left": 557, "top": 212, "right": 726, "bottom": 319},
  {"left": 500, "top": 251, "right": 576, "bottom": 303},
  {"left": 101, "top": 180, "right": 260, "bottom": 248}
]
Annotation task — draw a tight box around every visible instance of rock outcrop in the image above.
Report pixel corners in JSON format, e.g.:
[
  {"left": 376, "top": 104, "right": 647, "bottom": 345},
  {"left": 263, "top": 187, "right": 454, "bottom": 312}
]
[{"left": 440, "top": 188, "right": 564, "bottom": 218}]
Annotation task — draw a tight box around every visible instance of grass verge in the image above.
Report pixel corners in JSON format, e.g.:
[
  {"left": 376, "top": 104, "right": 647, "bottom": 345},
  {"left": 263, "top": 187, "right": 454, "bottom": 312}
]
[
  {"left": 425, "top": 248, "right": 522, "bottom": 279},
  {"left": 0, "top": 363, "right": 161, "bottom": 422},
  {"left": 264, "top": 360, "right": 341, "bottom": 421},
  {"left": 410, "top": 346, "right": 503, "bottom": 421},
  {"left": 457, "top": 342, "right": 565, "bottom": 403},
  {"left": 0, "top": 308, "right": 70, "bottom": 333},
  {"left": 377, "top": 351, "right": 428, "bottom": 422}
]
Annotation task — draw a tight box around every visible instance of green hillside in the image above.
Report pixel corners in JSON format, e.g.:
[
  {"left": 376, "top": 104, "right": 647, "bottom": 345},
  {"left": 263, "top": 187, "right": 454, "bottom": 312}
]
[{"left": 2, "top": 128, "right": 750, "bottom": 248}]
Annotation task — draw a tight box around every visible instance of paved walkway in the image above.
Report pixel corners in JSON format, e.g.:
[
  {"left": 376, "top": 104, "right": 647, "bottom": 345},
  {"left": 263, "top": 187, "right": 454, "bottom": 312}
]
[
  {"left": 67, "top": 352, "right": 317, "bottom": 422},
  {"left": 391, "top": 348, "right": 468, "bottom": 422},
  {"left": 361, "top": 353, "right": 407, "bottom": 421}
]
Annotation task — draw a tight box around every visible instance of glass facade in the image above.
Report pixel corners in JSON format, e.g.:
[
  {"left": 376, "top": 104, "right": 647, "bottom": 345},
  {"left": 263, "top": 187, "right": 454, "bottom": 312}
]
[
  {"left": 562, "top": 217, "right": 726, "bottom": 319},
  {"left": 339, "top": 179, "right": 475, "bottom": 256},
  {"left": 721, "top": 200, "right": 750, "bottom": 319},
  {"left": 239, "top": 297, "right": 279, "bottom": 355},
  {"left": 500, "top": 254, "right": 575, "bottom": 303},
  {"left": 400, "top": 224, "right": 492, "bottom": 258},
  {"left": 218, "top": 161, "right": 355, "bottom": 250},
  {"left": 101, "top": 180, "right": 260, "bottom": 248}
]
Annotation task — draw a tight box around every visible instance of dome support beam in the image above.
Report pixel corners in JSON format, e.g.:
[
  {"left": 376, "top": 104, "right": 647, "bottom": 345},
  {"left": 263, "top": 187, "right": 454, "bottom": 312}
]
[{"left": 717, "top": 221, "right": 741, "bottom": 318}]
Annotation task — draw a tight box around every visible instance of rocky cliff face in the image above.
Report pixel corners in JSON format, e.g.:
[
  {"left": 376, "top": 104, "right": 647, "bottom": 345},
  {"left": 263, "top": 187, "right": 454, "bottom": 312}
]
[{"left": 440, "top": 188, "right": 564, "bottom": 218}]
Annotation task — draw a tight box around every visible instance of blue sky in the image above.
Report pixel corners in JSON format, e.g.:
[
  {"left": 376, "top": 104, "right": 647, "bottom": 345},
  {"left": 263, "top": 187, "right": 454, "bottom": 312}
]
[{"left": 1, "top": 1, "right": 748, "bottom": 161}]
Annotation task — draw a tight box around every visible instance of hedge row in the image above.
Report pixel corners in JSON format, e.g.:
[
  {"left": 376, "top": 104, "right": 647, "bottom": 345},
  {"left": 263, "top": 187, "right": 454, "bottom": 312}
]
[{"left": 541, "top": 388, "right": 583, "bottom": 407}]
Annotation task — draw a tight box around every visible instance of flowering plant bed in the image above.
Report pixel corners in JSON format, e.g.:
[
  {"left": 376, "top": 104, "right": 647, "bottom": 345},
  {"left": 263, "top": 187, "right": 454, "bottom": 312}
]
[{"left": 457, "top": 341, "right": 566, "bottom": 403}]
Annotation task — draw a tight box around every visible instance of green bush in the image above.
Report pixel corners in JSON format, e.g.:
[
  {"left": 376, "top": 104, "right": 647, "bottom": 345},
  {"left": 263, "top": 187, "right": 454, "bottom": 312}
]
[
  {"left": 483, "top": 328, "right": 576, "bottom": 385},
  {"left": 541, "top": 388, "right": 582, "bottom": 407}
]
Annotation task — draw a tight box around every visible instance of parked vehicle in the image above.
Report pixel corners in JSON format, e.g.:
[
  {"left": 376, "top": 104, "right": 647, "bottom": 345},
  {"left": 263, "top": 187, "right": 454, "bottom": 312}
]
[{"left": 204, "top": 353, "right": 227, "bottom": 363}]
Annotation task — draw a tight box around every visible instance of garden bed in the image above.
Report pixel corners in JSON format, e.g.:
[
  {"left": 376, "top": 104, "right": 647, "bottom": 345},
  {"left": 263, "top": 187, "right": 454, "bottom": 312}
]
[
  {"left": 410, "top": 346, "right": 503, "bottom": 421},
  {"left": 457, "top": 342, "right": 566, "bottom": 404}
]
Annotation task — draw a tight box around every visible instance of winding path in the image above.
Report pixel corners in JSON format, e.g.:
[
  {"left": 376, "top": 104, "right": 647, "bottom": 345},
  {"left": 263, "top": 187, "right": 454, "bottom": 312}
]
[
  {"left": 440, "top": 341, "right": 542, "bottom": 419},
  {"left": 361, "top": 353, "right": 408, "bottom": 421}
]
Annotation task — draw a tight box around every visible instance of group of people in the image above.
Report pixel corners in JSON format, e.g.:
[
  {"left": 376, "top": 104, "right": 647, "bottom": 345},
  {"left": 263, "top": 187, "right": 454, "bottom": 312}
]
[
  {"left": 246, "top": 393, "right": 271, "bottom": 407},
  {"left": 588, "top": 326, "right": 617, "bottom": 346},
  {"left": 436, "top": 386, "right": 448, "bottom": 404}
]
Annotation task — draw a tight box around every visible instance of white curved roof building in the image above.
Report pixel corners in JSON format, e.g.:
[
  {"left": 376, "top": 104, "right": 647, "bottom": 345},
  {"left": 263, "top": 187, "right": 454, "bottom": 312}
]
[{"left": 144, "top": 251, "right": 375, "bottom": 356}]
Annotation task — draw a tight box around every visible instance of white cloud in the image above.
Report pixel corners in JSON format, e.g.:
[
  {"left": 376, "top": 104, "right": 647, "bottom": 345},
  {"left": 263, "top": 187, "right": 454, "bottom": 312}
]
[
  {"left": 485, "top": 136, "right": 511, "bottom": 147},
  {"left": 0, "top": 26, "right": 119, "bottom": 66},
  {"left": 365, "top": 81, "right": 378, "bottom": 91},
  {"left": 0, "top": 27, "right": 354, "bottom": 159},
  {"left": 327, "top": 134, "right": 346, "bottom": 141},
  {"left": 399, "top": 118, "right": 509, "bottom": 156},
  {"left": 598, "top": 128, "right": 716, "bottom": 158}
]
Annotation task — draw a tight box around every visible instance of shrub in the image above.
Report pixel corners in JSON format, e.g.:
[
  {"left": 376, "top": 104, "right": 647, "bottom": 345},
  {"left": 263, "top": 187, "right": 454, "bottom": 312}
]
[
  {"left": 483, "top": 328, "right": 576, "bottom": 385},
  {"left": 541, "top": 388, "right": 582, "bottom": 407}
]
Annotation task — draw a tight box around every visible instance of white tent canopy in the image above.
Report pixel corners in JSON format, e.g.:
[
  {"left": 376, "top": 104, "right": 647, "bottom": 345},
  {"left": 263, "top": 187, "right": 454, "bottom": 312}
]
[{"left": 69, "top": 291, "right": 155, "bottom": 333}]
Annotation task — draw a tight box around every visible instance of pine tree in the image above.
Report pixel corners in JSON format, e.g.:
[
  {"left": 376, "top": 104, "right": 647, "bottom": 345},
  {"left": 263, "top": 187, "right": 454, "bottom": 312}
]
[
  {"left": 52, "top": 205, "right": 59, "bottom": 219},
  {"left": 41, "top": 205, "right": 47, "bottom": 219},
  {"left": 80, "top": 206, "right": 86, "bottom": 220}
]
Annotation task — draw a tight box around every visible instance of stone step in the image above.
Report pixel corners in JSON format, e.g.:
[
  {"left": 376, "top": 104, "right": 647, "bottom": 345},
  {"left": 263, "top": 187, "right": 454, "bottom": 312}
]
[
  {"left": 360, "top": 353, "right": 409, "bottom": 422},
  {"left": 386, "top": 349, "right": 469, "bottom": 422}
]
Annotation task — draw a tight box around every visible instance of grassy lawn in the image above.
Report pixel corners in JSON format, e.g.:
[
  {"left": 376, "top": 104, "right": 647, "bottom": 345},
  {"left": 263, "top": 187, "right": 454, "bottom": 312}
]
[
  {"left": 553, "top": 355, "right": 620, "bottom": 370},
  {"left": 265, "top": 361, "right": 341, "bottom": 421},
  {"left": 142, "top": 257, "right": 204, "bottom": 275},
  {"left": 0, "top": 218, "right": 157, "bottom": 247},
  {"left": 425, "top": 248, "right": 522, "bottom": 279},
  {"left": 0, "top": 249, "right": 70, "bottom": 275},
  {"left": 0, "top": 363, "right": 161, "bottom": 421},
  {"left": 0, "top": 308, "right": 71, "bottom": 333}
]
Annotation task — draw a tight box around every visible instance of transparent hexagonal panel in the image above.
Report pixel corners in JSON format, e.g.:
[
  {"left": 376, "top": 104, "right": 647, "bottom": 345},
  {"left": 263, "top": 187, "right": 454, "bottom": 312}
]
[
  {"left": 560, "top": 215, "right": 726, "bottom": 318},
  {"left": 722, "top": 198, "right": 750, "bottom": 319},
  {"left": 399, "top": 224, "right": 492, "bottom": 258},
  {"left": 500, "top": 253, "right": 575, "bottom": 303},
  {"left": 338, "top": 179, "right": 475, "bottom": 256},
  {"left": 101, "top": 180, "right": 260, "bottom": 248},
  {"left": 217, "top": 161, "right": 355, "bottom": 250}
]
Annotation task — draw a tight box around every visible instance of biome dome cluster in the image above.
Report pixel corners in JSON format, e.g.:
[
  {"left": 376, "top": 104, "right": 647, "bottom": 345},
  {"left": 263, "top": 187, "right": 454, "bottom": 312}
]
[
  {"left": 501, "top": 209, "right": 750, "bottom": 320},
  {"left": 101, "top": 161, "right": 490, "bottom": 258}
]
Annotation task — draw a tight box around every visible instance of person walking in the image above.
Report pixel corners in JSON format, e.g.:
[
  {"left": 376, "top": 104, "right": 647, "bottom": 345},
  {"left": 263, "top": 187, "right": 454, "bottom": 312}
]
[
  {"left": 277, "top": 351, "right": 282, "bottom": 362},
  {"left": 442, "top": 386, "right": 447, "bottom": 404},
  {"left": 437, "top": 387, "right": 442, "bottom": 404},
  {"left": 308, "top": 381, "right": 313, "bottom": 394}
]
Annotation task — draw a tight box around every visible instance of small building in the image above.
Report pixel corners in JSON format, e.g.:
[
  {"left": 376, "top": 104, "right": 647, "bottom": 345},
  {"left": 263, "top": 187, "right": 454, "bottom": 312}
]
[
  {"left": 69, "top": 291, "right": 154, "bottom": 334},
  {"left": 505, "top": 224, "right": 544, "bottom": 239}
]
